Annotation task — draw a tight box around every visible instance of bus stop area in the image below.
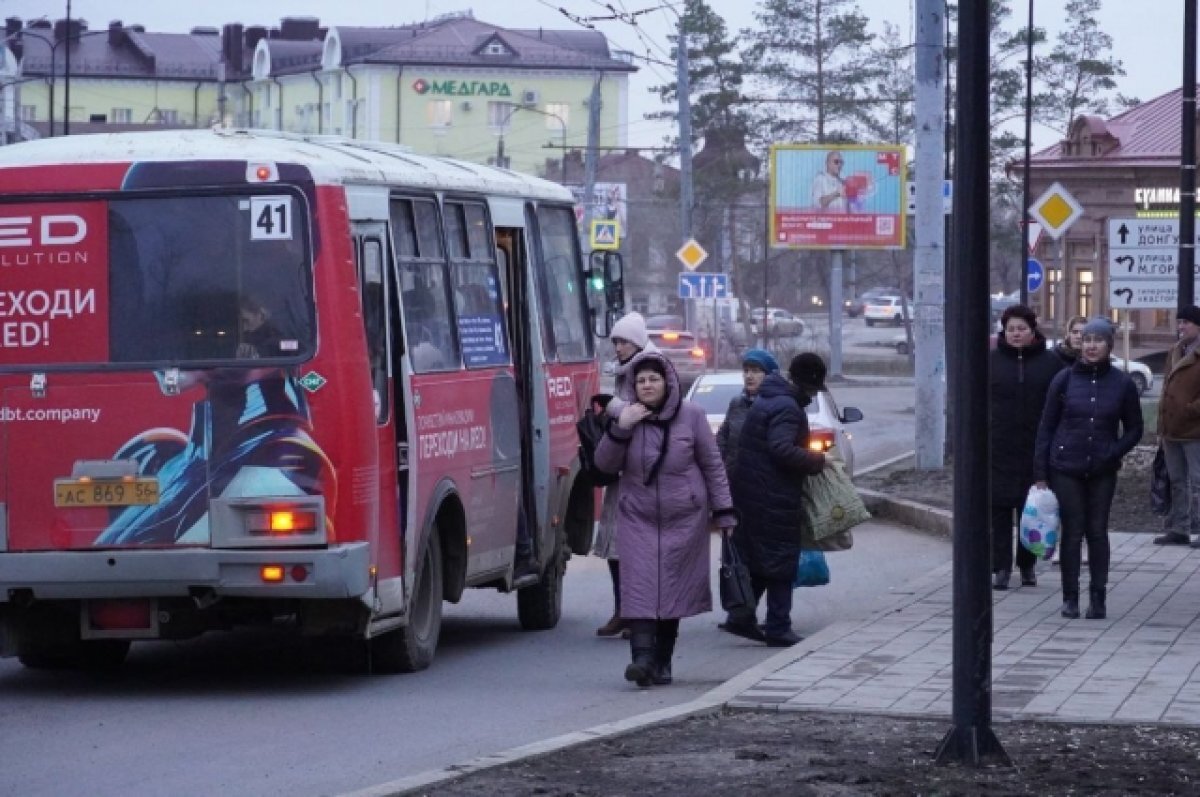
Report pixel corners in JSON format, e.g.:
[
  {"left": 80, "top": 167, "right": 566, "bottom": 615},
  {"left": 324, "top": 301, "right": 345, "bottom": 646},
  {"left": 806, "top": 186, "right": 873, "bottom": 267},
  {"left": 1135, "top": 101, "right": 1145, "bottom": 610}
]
[{"left": 370, "top": 528, "right": 1200, "bottom": 796}]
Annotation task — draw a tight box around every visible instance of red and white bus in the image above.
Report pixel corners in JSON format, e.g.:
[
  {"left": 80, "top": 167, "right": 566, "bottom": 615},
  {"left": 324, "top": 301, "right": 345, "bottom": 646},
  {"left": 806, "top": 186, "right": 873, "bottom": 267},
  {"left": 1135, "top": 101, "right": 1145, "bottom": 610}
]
[{"left": 0, "top": 129, "right": 622, "bottom": 671}]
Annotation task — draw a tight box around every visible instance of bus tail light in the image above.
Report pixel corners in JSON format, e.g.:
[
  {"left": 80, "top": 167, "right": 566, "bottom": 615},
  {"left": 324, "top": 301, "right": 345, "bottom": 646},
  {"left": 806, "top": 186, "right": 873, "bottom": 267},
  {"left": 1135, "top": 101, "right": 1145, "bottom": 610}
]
[
  {"left": 260, "top": 565, "right": 285, "bottom": 583},
  {"left": 690, "top": 347, "right": 705, "bottom": 359},
  {"left": 248, "top": 508, "right": 319, "bottom": 536}
]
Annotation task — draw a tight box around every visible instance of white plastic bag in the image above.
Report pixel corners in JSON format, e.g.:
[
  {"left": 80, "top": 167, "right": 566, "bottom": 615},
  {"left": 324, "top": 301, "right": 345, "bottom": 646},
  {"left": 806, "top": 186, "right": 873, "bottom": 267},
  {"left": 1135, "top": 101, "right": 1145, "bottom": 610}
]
[{"left": 1019, "top": 485, "right": 1060, "bottom": 560}]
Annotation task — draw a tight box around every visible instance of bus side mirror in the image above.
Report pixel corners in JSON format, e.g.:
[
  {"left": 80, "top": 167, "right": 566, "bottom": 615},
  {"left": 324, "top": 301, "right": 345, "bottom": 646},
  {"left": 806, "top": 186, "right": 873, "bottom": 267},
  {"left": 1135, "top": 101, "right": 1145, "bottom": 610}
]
[
  {"left": 593, "top": 307, "right": 620, "bottom": 339},
  {"left": 589, "top": 251, "right": 624, "bottom": 315}
]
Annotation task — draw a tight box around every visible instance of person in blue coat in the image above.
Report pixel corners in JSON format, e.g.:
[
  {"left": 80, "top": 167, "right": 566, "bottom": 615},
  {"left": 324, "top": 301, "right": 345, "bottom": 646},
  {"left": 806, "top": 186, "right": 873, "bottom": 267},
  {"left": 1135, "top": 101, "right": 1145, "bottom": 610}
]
[
  {"left": 726, "top": 353, "right": 827, "bottom": 647},
  {"left": 1034, "top": 318, "right": 1143, "bottom": 620}
]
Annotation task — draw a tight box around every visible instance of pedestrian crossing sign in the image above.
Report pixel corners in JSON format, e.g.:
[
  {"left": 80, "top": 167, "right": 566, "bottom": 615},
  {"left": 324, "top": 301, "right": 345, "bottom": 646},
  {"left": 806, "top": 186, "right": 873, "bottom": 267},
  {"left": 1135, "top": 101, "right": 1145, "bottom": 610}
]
[{"left": 590, "top": 219, "right": 620, "bottom": 250}]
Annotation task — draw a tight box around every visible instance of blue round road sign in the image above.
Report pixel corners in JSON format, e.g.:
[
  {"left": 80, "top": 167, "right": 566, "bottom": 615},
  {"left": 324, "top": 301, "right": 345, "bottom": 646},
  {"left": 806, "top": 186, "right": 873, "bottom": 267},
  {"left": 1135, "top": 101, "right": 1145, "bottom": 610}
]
[{"left": 1026, "top": 258, "right": 1044, "bottom": 293}]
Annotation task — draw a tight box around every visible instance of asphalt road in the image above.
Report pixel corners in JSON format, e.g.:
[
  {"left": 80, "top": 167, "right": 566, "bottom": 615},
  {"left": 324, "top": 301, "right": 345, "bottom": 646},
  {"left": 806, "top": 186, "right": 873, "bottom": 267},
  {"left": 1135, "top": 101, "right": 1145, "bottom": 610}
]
[{"left": 0, "top": 383, "right": 937, "bottom": 797}]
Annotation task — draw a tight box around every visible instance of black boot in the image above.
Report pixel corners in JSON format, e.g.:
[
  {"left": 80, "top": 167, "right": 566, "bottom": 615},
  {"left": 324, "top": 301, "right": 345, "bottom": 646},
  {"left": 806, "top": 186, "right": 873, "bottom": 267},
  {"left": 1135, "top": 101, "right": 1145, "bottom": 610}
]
[
  {"left": 1061, "top": 592, "right": 1080, "bottom": 619},
  {"left": 1085, "top": 587, "right": 1106, "bottom": 619},
  {"left": 624, "top": 620, "right": 657, "bottom": 687},
  {"left": 992, "top": 570, "right": 1010, "bottom": 591},
  {"left": 652, "top": 624, "right": 677, "bottom": 685}
]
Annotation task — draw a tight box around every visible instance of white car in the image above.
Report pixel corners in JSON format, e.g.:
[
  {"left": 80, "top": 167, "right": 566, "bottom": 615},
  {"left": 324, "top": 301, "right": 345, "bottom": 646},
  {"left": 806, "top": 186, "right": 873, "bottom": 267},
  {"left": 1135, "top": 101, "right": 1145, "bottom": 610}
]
[
  {"left": 1044, "top": 339, "right": 1153, "bottom": 396},
  {"left": 863, "top": 296, "right": 912, "bottom": 327},
  {"left": 749, "top": 307, "right": 805, "bottom": 337},
  {"left": 685, "top": 371, "right": 863, "bottom": 476},
  {"left": 1111, "top": 356, "right": 1153, "bottom": 396}
]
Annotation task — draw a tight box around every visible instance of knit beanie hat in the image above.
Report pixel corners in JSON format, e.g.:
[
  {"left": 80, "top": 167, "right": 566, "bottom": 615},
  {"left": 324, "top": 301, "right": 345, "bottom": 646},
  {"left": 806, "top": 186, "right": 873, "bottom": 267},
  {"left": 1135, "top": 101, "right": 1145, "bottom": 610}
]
[
  {"left": 741, "top": 348, "right": 780, "bottom": 374},
  {"left": 788, "top": 352, "right": 827, "bottom": 390},
  {"left": 610, "top": 311, "right": 650, "bottom": 349},
  {"left": 1081, "top": 317, "right": 1115, "bottom": 348},
  {"left": 1178, "top": 305, "right": 1200, "bottom": 326},
  {"left": 632, "top": 356, "right": 667, "bottom": 380}
]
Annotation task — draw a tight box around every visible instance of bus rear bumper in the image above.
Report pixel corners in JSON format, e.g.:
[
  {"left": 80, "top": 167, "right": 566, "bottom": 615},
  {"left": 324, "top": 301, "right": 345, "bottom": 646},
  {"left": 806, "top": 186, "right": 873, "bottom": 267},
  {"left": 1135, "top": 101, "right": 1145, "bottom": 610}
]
[{"left": 0, "top": 544, "right": 372, "bottom": 602}]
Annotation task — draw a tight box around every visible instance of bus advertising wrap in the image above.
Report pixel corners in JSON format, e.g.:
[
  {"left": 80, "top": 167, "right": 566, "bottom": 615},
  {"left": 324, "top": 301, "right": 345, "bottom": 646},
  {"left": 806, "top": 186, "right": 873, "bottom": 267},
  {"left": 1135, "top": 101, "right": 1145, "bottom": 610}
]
[{"left": 0, "top": 200, "right": 109, "bottom": 363}]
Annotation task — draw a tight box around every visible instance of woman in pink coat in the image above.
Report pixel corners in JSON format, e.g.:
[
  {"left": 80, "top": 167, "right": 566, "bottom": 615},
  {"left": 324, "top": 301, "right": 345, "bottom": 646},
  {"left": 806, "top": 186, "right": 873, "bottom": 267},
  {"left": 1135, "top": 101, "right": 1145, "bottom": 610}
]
[{"left": 594, "top": 351, "right": 737, "bottom": 686}]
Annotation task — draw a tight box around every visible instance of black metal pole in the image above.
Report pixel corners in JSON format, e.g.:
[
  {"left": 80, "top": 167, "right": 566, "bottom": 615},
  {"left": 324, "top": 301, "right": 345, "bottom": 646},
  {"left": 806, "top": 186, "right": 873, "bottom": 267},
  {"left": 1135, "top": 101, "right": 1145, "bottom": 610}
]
[
  {"left": 935, "top": 0, "right": 1010, "bottom": 766},
  {"left": 1181, "top": 0, "right": 1197, "bottom": 311},
  {"left": 1019, "top": 0, "right": 1034, "bottom": 306},
  {"left": 63, "top": 0, "right": 71, "bottom": 136}
]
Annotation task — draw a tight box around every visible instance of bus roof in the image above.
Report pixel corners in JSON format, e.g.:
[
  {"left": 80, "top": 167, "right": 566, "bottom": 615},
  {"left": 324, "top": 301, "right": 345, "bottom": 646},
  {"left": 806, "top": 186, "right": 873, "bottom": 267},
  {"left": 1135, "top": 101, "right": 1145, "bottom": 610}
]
[{"left": 0, "top": 128, "right": 575, "bottom": 203}]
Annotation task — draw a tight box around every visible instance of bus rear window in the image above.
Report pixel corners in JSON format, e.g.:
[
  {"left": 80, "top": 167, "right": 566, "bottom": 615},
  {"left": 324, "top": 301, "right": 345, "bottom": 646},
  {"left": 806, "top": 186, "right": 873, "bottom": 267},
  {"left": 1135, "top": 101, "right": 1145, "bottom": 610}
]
[{"left": 0, "top": 191, "right": 315, "bottom": 370}]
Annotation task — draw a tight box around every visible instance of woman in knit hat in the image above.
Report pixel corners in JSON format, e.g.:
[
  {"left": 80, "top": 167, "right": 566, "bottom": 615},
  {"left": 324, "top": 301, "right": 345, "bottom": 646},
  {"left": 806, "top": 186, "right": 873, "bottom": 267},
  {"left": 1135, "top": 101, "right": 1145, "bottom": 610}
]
[
  {"left": 715, "top": 347, "right": 779, "bottom": 640},
  {"left": 593, "top": 311, "right": 654, "bottom": 637},
  {"left": 1034, "top": 318, "right": 1143, "bottom": 620}
]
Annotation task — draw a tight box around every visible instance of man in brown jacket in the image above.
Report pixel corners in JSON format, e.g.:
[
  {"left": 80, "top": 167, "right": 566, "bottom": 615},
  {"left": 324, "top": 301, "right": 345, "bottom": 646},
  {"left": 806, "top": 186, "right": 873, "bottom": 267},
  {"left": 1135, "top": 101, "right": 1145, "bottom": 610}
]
[{"left": 1155, "top": 305, "right": 1200, "bottom": 547}]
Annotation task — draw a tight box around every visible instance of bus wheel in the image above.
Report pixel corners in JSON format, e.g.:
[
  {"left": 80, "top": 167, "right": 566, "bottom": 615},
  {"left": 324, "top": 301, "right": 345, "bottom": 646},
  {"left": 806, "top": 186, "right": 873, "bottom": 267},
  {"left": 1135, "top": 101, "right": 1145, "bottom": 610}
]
[
  {"left": 372, "top": 530, "right": 443, "bottom": 673},
  {"left": 517, "top": 534, "right": 564, "bottom": 631}
]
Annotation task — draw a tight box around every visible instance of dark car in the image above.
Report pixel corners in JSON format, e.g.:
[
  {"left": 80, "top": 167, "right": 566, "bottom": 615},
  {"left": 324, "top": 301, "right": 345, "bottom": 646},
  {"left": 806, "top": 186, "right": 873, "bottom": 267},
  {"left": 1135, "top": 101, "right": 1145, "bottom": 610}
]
[{"left": 847, "top": 287, "right": 903, "bottom": 318}]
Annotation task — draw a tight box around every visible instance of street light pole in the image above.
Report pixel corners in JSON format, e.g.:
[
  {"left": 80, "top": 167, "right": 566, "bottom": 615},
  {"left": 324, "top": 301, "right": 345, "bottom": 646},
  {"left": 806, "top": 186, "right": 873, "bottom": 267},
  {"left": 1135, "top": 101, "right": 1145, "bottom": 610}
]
[
  {"left": 64, "top": 0, "right": 72, "bottom": 136},
  {"left": 494, "top": 102, "right": 568, "bottom": 179},
  {"left": 4, "top": 24, "right": 106, "bottom": 137}
]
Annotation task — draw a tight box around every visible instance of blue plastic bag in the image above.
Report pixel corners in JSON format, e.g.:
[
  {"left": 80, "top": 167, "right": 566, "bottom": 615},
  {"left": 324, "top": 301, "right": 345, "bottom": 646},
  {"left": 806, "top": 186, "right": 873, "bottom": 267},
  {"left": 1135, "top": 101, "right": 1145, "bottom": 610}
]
[{"left": 794, "top": 549, "right": 830, "bottom": 588}]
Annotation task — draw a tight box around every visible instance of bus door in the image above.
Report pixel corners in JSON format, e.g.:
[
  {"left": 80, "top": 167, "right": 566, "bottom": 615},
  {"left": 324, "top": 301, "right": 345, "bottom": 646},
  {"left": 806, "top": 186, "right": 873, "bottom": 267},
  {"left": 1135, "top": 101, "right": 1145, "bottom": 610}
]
[
  {"left": 493, "top": 216, "right": 542, "bottom": 556},
  {"left": 351, "top": 222, "right": 403, "bottom": 580}
]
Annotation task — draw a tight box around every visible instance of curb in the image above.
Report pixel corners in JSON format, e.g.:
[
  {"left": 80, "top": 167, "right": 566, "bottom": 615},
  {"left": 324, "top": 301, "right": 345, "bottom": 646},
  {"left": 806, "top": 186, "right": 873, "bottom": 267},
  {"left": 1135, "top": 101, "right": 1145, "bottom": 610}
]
[
  {"left": 341, "top": 627, "right": 865, "bottom": 797},
  {"left": 339, "top": 460, "right": 950, "bottom": 797}
]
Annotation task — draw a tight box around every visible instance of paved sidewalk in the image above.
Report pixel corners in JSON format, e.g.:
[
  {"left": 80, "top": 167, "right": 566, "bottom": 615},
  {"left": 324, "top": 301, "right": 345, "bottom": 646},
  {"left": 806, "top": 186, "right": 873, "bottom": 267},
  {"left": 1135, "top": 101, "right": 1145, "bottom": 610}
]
[{"left": 731, "top": 532, "right": 1200, "bottom": 724}]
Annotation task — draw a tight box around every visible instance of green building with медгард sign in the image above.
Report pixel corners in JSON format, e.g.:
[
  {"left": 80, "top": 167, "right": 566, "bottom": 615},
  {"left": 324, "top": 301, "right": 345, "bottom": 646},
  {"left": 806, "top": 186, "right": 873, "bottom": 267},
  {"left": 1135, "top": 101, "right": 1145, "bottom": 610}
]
[
  {"left": 247, "top": 11, "right": 636, "bottom": 180},
  {"left": 0, "top": 12, "right": 636, "bottom": 182}
]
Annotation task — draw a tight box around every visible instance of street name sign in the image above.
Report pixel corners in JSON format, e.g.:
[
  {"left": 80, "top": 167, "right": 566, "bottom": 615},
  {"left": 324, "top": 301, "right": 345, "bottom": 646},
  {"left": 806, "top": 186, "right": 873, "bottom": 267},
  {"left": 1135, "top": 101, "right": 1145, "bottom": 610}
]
[{"left": 1107, "top": 217, "right": 1200, "bottom": 308}]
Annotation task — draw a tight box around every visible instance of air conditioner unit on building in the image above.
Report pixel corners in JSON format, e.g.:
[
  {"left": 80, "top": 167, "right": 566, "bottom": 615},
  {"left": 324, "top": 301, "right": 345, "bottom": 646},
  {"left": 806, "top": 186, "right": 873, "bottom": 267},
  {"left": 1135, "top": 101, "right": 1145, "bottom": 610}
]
[
  {"left": 521, "top": 89, "right": 539, "bottom": 106},
  {"left": 461, "top": 100, "right": 472, "bottom": 111}
]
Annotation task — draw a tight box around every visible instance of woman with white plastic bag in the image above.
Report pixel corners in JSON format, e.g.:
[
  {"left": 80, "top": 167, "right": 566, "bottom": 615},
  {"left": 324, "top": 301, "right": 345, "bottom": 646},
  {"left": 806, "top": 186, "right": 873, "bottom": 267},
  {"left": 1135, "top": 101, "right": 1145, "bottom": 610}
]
[{"left": 1034, "top": 319, "right": 1143, "bottom": 620}]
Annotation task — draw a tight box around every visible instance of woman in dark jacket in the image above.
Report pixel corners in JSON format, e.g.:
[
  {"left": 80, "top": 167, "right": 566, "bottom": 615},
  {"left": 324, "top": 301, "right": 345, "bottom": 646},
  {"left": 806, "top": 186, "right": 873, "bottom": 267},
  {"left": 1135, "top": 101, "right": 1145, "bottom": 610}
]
[
  {"left": 990, "top": 304, "right": 1065, "bottom": 590},
  {"left": 1034, "top": 318, "right": 1143, "bottom": 620},
  {"left": 727, "top": 353, "right": 827, "bottom": 647},
  {"left": 716, "top": 348, "right": 779, "bottom": 472},
  {"left": 1053, "top": 315, "right": 1087, "bottom": 367}
]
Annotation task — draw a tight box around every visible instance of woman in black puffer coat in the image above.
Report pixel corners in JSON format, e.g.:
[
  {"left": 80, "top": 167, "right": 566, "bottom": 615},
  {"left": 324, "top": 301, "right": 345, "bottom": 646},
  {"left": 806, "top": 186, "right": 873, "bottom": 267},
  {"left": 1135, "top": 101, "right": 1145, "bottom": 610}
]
[
  {"left": 728, "top": 354, "right": 827, "bottom": 647},
  {"left": 990, "top": 305, "right": 1066, "bottom": 591},
  {"left": 1034, "top": 318, "right": 1143, "bottom": 621}
]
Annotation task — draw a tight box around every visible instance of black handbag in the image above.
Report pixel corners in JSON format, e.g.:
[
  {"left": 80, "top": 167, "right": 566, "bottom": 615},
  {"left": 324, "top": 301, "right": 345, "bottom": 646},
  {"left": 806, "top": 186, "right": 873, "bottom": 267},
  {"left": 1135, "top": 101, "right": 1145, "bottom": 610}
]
[
  {"left": 718, "top": 530, "right": 755, "bottom": 613},
  {"left": 1151, "top": 446, "right": 1171, "bottom": 516}
]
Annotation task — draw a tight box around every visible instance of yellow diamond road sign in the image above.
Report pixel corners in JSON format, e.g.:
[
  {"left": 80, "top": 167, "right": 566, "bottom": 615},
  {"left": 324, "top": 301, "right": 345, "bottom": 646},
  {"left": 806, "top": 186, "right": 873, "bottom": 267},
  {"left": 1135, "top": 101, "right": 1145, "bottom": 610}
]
[
  {"left": 1029, "top": 182, "right": 1084, "bottom": 240},
  {"left": 676, "top": 238, "right": 708, "bottom": 271}
]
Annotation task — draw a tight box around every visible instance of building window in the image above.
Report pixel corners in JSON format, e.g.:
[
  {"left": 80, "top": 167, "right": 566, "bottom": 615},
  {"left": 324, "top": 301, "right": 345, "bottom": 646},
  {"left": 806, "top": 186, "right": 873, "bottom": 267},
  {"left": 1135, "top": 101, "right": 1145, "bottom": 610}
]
[
  {"left": 488, "top": 101, "right": 515, "bottom": 132},
  {"left": 426, "top": 99, "right": 452, "bottom": 128},
  {"left": 1155, "top": 309, "right": 1172, "bottom": 329},
  {"left": 111, "top": 108, "right": 132, "bottom": 124},
  {"left": 19, "top": 105, "right": 36, "bottom": 121},
  {"left": 1077, "top": 269, "right": 1094, "bottom": 319},
  {"left": 156, "top": 108, "right": 179, "bottom": 125},
  {"left": 544, "top": 102, "right": 569, "bottom": 130},
  {"left": 483, "top": 41, "right": 510, "bottom": 56},
  {"left": 89, "top": 114, "right": 107, "bottom": 123}
]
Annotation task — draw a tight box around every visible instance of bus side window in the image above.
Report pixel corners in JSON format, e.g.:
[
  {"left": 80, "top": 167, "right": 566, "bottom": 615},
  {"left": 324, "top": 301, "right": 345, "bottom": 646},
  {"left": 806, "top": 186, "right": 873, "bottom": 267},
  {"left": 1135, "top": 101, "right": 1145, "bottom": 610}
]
[
  {"left": 447, "top": 200, "right": 510, "bottom": 369},
  {"left": 359, "top": 237, "right": 390, "bottom": 424},
  {"left": 390, "top": 197, "right": 458, "bottom": 371}
]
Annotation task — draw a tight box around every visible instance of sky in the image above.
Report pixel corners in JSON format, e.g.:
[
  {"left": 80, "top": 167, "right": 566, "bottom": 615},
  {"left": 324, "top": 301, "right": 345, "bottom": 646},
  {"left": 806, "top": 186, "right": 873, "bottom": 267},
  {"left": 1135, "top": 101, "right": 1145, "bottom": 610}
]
[{"left": 0, "top": 0, "right": 1187, "bottom": 151}]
